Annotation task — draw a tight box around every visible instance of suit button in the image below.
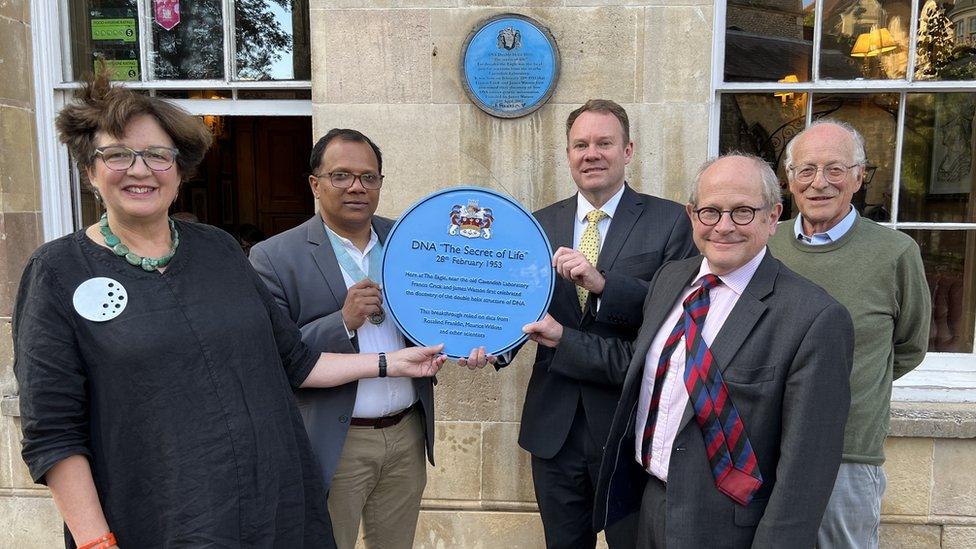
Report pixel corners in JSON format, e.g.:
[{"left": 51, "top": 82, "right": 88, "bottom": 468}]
[
  {"left": 339, "top": 415, "right": 348, "bottom": 423},
  {"left": 675, "top": 446, "right": 685, "bottom": 452}
]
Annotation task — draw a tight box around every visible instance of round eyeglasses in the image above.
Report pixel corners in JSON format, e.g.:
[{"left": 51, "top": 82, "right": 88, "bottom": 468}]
[
  {"left": 94, "top": 146, "right": 179, "bottom": 172},
  {"left": 318, "top": 171, "right": 384, "bottom": 190},
  {"left": 789, "top": 163, "right": 859, "bottom": 185},
  {"left": 693, "top": 206, "right": 766, "bottom": 226}
]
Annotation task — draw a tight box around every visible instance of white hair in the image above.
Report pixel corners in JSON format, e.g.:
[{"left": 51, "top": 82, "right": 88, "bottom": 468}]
[{"left": 784, "top": 119, "right": 867, "bottom": 178}]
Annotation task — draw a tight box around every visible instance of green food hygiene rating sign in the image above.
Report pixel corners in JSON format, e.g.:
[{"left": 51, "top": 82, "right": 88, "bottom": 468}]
[
  {"left": 96, "top": 59, "right": 139, "bottom": 81},
  {"left": 91, "top": 19, "right": 137, "bottom": 42}
]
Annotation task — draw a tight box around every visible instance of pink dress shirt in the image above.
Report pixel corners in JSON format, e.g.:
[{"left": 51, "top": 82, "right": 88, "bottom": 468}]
[{"left": 634, "top": 248, "right": 767, "bottom": 481}]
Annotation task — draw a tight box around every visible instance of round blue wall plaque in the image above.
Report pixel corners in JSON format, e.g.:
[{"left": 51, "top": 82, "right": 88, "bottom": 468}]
[
  {"left": 382, "top": 187, "right": 554, "bottom": 358},
  {"left": 461, "top": 14, "right": 560, "bottom": 118}
]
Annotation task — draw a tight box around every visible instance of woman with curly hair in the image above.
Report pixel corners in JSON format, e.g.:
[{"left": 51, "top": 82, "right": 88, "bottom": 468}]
[{"left": 12, "top": 72, "right": 444, "bottom": 549}]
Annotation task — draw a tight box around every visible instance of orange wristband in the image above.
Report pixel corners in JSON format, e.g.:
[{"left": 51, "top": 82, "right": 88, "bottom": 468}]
[{"left": 78, "top": 532, "right": 116, "bottom": 549}]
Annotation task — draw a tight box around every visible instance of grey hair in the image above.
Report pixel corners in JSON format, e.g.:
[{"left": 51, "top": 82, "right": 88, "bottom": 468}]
[
  {"left": 783, "top": 119, "right": 867, "bottom": 176},
  {"left": 689, "top": 152, "right": 782, "bottom": 209}
]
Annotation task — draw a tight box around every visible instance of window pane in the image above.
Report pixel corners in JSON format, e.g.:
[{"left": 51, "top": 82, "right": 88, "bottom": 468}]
[
  {"left": 902, "top": 229, "right": 976, "bottom": 353},
  {"left": 724, "top": 1, "right": 816, "bottom": 83},
  {"left": 820, "top": 0, "right": 911, "bottom": 80},
  {"left": 152, "top": 0, "right": 224, "bottom": 80},
  {"left": 67, "top": 0, "right": 141, "bottom": 82},
  {"left": 235, "top": 0, "right": 310, "bottom": 81},
  {"left": 915, "top": 1, "right": 976, "bottom": 80},
  {"left": 718, "top": 93, "right": 808, "bottom": 189},
  {"left": 899, "top": 93, "right": 976, "bottom": 223},
  {"left": 809, "top": 93, "right": 899, "bottom": 222}
]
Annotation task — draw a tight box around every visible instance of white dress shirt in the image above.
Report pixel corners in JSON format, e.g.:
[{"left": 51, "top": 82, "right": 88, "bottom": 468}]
[
  {"left": 325, "top": 225, "right": 417, "bottom": 418},
  {"left": 634, "top": 248, "right": 767, "bottom": 481}
]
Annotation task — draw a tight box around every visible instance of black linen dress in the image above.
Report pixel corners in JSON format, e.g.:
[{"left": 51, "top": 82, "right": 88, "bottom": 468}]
[{"left": 13, "top": 221, "right": 334, "bottom": 548}]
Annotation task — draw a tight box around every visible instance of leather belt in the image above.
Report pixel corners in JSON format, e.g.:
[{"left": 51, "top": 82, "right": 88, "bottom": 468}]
[{"left": 350, "top": 403, "right": 417, "bottom": 429}]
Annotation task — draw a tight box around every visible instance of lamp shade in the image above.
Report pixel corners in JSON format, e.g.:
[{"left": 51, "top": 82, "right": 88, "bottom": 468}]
[
  {"left": 851, "top": 33, "right": 876, "bottom": 57},
  {"left": 873, "top": 27, "right": 898, "bottom": 54}
]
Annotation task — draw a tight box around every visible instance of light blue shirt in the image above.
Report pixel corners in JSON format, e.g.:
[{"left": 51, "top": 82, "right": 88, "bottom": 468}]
[{"left": 793, "top": 205, "right": 857, "bottom": 245}]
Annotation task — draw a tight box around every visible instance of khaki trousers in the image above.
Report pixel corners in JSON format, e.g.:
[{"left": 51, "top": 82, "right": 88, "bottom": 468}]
[{"left": 327, "top": 407, "right": 427, "bottom": 549}]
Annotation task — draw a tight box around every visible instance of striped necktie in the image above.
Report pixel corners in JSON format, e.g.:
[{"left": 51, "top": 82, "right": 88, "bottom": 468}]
[
  {"left": 577, "top": 209, "right": 607, "bottom": 309},
  {"left": 641, "top": 273, "right": 763, "bottom": 506}
]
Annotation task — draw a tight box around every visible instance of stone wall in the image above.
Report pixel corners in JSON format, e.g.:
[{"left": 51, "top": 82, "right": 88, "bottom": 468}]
[
  {"left": 0, "top": 0, "right": 64, "bottom": 546},
  {"left": 309, "top": 0, "right": 712, "bottom": 544},
  {"left": 2, "top": 1, "right": 976, "bottom": 548}
]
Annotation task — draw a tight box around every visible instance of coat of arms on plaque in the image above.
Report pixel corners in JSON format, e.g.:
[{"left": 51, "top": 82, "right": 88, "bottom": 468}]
[
  {"left": 449, "top": 200, "right": 494, "bottom": 239},
  {"left": 497, "top": 26, "right": 522, "bottom": 50}
]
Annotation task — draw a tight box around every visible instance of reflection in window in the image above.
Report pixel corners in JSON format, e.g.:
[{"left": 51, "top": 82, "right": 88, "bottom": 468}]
[
  {"left": 724, "top": 0, "right": 816, "bottom": 83},
  {"left": 900, "top": 93, "right": 976, "bottom": 223},
  {"left": 719, "top": 92, "right": 809, "bottom": 217},
  {"left": 235, "top": 0, "right": 310, "bottom": 81},
  {"left": 821, "top": 0, "right": 911, "bottom": 80},
  {"left": 67, "top": 0, "right": 141, "bottom": 81},
  {"left": 903, "top": 229, "right": 976, "bottom": 353},
  {"left": 794, "top": 94, "right": 897, "bottom": 221},
  {"left": 152, "top": 0, "right": 224, "bottom": 79},
  {"left": 916, "top": 1, "right": 976, "bottom": 80}
]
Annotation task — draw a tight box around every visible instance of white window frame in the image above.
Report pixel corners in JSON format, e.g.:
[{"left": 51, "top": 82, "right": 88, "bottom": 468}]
[
  {"left": 31, "top": 0, "right": 312, "bottom": 239},
  {"left": 709, "top": 0, "right": 976, "bottom": 402}
]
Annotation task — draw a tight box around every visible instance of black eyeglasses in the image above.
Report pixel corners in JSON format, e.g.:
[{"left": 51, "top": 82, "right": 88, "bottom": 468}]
[
  {"left": 94, "top": 146, "right": 179, "bottom": 172},
  {"left": 316, "top": 171, "right": 384, "bottom": 190},
  {"left": 693, "top": 205, "right": 767, "bottom": 226}
]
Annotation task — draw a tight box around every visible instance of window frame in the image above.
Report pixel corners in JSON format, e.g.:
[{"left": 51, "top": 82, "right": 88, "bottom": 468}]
[{"left": 709, "top": 0, "right": 976, "bottom": 402}]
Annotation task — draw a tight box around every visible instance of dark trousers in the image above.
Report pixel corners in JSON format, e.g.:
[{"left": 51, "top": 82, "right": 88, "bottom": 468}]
[
  {"left": 531, "top": 403, "right": 637, "bottom": 549},
  {"left": 636, "top": 475, "right": 667, "bottom": 549}
]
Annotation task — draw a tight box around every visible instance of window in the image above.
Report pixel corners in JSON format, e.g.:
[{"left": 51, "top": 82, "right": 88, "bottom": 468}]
[
  {"left": 63, "top": 0, "right": 310, "bottom": 84},
  {"left": 714, "top": 0, "right": 976, "bottom": 401}
]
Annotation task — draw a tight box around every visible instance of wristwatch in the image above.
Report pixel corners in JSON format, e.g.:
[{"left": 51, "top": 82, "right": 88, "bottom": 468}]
[{"left": 378, "top": 352, "right": 387, "bottom": 378}]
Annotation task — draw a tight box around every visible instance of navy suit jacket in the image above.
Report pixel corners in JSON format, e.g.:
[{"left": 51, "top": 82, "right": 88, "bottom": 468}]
[{"left": 517, "top": 185, "right": 697, "bottom": 459}]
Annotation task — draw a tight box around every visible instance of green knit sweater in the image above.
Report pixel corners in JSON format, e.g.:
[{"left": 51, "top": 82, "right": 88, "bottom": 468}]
[{"left": 768, "top": 214, "right": 931, "bottom": 464}]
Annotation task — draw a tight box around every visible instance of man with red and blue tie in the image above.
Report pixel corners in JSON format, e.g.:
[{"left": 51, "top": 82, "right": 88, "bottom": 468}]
[{"left": 524, "top": 154, "right": 854, "bottom": 548}]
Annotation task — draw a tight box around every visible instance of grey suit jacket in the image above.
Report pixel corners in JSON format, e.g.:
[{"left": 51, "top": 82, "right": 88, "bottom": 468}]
[
  {"left": 249, "top": 215, "right": 435, "bottom": 491},
  {"left": 554, "top": 252, "right": 853, "bottom": 548},
  {"left": 516, "top": 185, "right": 697, "bottom": 459}
]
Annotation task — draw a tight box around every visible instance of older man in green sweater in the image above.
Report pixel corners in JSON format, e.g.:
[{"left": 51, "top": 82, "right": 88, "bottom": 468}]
[{"left": 768, "top": 120, "right": 931, "bottom": 549}]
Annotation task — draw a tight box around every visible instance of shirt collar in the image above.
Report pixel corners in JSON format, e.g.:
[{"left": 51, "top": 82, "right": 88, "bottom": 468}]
[
  {"left": 697, "top": 247, "right": 766, "bottom": 296},
  {"left": 576, "top": 184, "right": 626, "bottom": 224},
  {"left": 793, "top": 205, "right": 856, "bottom": 244},
  {"left": 323, "top": 221, "right": 379, "bottom": 255}
]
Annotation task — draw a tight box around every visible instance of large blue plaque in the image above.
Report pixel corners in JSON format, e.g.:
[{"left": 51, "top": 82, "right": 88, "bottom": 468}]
[
  {"left": 382, "top": 187, "right": 554, "bottom": 358},
  {"left": 461, "top": 14, "right": 560, "bottom": 118}
]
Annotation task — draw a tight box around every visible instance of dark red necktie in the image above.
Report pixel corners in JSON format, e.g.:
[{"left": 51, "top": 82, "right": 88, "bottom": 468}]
[{"left": 641, "top": 273, "right": 763, "bottom": 505}]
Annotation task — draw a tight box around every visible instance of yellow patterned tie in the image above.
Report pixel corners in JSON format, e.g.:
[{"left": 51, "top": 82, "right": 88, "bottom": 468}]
[{"left": 577, "top": 209, "right": 608, "bottom": 309}]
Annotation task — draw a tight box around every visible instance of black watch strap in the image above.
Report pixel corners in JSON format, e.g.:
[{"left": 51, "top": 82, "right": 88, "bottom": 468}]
[{"left": 378, "top": 352, "right": 388, "bottom": 378}]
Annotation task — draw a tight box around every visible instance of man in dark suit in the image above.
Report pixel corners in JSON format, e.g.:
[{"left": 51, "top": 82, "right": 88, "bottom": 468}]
[
  {"left": 513, "top": 100, "right": 696, "bottom": 549},
  {"left": 250, "top": 129, "right": 446, "bottom": 549},
  {"left": 525, "top": 154, "right": 853, "bottom": 548}
]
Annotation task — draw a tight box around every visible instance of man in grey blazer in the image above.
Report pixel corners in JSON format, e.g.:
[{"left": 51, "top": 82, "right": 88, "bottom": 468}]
[
  {"left": 250, "top": 129, "right": 437, "bottom": 549},
  {"left": 513, "top": 100, "right": 696, "bottom": 549},
  {"left": 525, "top": 154, "right": 853, "bottom": 548}
]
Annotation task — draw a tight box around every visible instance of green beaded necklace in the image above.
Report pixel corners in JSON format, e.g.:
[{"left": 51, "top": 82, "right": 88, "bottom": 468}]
[{"left": 98, "top": 213, "right": 180, "bottom": 272}]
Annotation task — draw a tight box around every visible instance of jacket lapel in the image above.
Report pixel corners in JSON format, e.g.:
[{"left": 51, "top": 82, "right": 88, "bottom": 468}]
[
  {"left": 598, "top": 185, "right": 641, "bottom": 269},
  {"left": 550, "top": 196, "right": 582, "bottom": 324},
  {"left": 307, "top": 216, "right": 350, "bottom": 306},
  {"left": 624, "top": 259, "right": 701, "bottom": 390}
]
